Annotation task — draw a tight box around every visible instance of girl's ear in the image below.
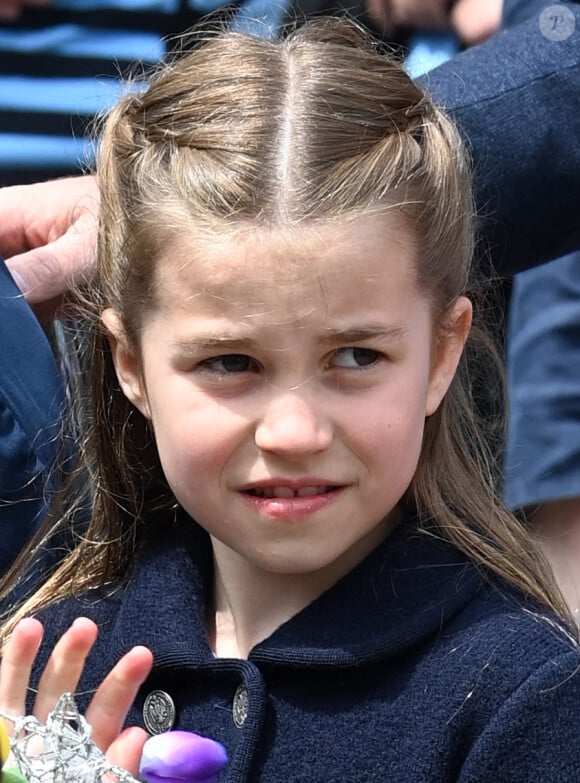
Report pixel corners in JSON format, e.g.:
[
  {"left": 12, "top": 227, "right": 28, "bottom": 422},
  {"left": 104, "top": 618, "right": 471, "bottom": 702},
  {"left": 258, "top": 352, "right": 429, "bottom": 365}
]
[
  {"left": 101, "top": 308, "right": 151, "bottom": 419},
  {"left": 425, "top": 296, "right": 472, "bottom": 417}
]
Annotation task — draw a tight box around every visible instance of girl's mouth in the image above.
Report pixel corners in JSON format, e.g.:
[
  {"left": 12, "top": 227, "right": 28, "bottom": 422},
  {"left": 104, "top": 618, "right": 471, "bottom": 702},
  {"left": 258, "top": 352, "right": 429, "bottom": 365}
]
[
  {"left": 245, "top": 485, "right": 338, "bottom": 499},
  {"left": 240, "top": 485, "right": 346, "bottom": 519}
]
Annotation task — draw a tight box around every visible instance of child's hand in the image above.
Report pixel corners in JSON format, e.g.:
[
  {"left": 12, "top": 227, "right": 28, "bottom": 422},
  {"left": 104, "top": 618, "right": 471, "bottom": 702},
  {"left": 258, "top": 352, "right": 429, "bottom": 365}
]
[{"left": 0, "top": 617, "right": 154, "bottom": 775}]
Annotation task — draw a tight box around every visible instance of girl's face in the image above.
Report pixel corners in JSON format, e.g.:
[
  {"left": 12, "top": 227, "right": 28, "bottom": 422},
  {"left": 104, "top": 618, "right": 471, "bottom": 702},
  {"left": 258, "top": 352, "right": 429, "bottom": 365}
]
[{"left": 105, "top": 214, "right": 470, "bottom": 589}]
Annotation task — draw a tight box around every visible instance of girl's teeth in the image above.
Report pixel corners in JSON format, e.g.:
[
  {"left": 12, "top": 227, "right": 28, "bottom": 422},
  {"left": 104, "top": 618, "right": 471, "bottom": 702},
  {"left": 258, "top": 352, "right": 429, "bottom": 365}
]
[
  {"left": 296, "top": 486, "right": 321, "bottom": 497},
  {"left": 273, "top": 486, "right": 294, "bottom": 498},
  {"left": 252, "top": 486, "right": 328, "bottom": 498}
]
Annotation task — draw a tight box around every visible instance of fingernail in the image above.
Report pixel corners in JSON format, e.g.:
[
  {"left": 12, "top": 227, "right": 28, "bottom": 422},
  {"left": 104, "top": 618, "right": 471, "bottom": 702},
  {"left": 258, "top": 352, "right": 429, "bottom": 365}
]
[{"left": 5, "top": 267, "right": 29, "bottom": 296}]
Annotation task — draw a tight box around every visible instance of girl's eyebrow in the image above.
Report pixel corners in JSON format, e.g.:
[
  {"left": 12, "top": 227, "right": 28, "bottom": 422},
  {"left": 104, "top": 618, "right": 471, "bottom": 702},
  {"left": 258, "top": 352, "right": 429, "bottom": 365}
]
[
  {"left": 319, "top": 326, "right": 407, "bottom": 345},
  {"left": 174, "top": 334, "right": 260, "bottom": 353},
  {"left": 173, "top": 327, "right": 407, "bottom": 354}
]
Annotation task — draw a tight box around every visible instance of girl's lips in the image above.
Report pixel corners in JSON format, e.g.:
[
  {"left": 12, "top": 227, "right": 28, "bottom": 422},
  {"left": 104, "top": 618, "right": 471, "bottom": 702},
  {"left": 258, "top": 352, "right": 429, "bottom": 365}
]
[{"left": 240, "top": 486, "right": 345, "bottom": 518}]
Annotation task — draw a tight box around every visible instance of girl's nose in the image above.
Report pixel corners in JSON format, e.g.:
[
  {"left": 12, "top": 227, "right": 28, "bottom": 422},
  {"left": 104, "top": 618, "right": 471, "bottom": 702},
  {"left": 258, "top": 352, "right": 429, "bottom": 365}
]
[{"left": 254, "top": 393, "right": 333, "bottom": 457}]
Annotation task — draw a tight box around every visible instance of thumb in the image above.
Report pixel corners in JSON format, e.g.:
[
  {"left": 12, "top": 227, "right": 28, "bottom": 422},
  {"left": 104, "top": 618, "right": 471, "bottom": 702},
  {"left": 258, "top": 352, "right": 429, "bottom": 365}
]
[
  {"left": 5, "top": 210, "right": 97, "bottom": 305},
  {"left": 106, "top": 726, "right": 149, "bottom": 777},
  {"left": 5, "top": 246, "right": 67, "bottom": 305}
]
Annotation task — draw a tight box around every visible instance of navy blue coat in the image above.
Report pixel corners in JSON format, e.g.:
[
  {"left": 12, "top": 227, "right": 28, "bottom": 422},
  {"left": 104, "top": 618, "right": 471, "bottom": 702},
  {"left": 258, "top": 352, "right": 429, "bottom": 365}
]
[
  {"left": 422, "top": 0, "right": 580, "bottom": 275},
  {"left": 30, "top": 518, "right": 580, "bottom": 782},
  {"left": 0, "top": 258, "right": 64, "bottom": 572}
]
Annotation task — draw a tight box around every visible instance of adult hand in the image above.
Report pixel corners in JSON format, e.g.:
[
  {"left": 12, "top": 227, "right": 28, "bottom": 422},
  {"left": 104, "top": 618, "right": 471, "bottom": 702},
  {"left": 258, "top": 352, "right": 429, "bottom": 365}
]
[
  {"left": 0, "top": 617, "right": 153, "bottom": 775},
  {"left": 0, "top": 176, "right": 99, "bottom": 318},
  {"left": 367, "top": 0, "right": 451, "bottom": 35},
  {"left": 449, "top": 0, "right": 503, "bottom": 46}
]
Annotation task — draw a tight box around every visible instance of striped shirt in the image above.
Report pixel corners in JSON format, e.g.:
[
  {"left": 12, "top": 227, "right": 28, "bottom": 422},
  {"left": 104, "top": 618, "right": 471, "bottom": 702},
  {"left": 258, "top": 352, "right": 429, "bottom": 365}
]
[
  {"left": 0, "top": 0, "right": 289, "bottom": 184},
  {"left": 0, "top": 0, "right": 450, "bottom": 186}
]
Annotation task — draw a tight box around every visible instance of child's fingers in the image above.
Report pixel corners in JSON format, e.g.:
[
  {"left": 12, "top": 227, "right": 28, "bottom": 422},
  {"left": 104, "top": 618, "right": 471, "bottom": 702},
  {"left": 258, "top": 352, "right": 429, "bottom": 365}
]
[
  {"left": 33, "top": 617, "right": 99, "bottom": 721},
  {"left": 106, "top": 726, "right": 149, "bottom": 776},
  {"left": 1, "top": 618, "right": 152, "bottom": 769},
  {"left": 0, "top": 618, "right": 44, "bottom": 718},
  {"left": 86, "top": 645, "right": 153, "bottom": 752}
]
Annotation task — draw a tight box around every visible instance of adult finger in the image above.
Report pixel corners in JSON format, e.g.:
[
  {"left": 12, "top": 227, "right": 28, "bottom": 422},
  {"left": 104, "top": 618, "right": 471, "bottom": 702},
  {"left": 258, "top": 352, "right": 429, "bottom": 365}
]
[
  {"left": 0, "top": 618, "right": 44, "bottom": 719},
  {"left": 34, "top": 618, "right": 99, "bottom": 721},
  {"left": 0, "top": 177, "right": 98, "bottom": 256},
  {"left": 86, "top": 645, "right": 153, "bottom": 752},
  {"left": 5, "top": 210, "right": 97, "bottom": 307}
]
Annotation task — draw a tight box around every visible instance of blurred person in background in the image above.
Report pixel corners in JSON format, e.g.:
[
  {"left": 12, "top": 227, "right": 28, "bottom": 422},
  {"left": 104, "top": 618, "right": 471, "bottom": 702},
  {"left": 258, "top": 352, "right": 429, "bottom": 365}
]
[
  {"left": 500, "top": 0, "right": 580, "bottom": 618},
  {"left": 0, "top": 0, "right": 503, "bottom": 186}
]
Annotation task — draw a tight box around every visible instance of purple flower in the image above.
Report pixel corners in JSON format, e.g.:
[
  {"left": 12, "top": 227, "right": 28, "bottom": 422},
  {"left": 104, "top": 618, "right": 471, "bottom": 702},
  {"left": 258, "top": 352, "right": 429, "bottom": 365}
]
[{"left": 140, "top": 731, "right": 228, "bottom": 783}]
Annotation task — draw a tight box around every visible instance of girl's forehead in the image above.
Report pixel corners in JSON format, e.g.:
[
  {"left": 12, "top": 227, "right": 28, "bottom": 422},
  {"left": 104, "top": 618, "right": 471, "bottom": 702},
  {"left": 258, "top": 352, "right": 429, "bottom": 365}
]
[{"left": 154, "top": 215, "right": 420, "bottom": 312}]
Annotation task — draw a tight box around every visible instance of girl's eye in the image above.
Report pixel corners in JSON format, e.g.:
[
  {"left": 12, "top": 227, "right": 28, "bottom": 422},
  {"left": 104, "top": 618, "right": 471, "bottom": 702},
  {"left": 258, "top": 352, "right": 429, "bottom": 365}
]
[
  {"left": 331, "top": 347, "right": 381, "bottom": 369},
  {"left": 200, "top": 354, "right": 257, "bottom": 374}
]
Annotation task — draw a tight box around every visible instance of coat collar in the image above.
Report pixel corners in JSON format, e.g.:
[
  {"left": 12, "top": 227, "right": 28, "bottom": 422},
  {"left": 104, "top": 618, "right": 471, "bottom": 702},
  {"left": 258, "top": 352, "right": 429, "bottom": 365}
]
[{"left": 107, "top": 516, "right": 482, "bottom": 670}]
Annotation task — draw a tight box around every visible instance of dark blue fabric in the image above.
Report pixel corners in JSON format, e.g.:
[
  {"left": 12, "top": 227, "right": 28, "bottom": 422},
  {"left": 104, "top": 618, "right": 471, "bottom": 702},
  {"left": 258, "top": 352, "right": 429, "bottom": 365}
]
[
  {"left": 503, "top": 0, "right": 566, "bottom": 26},
  {"left": 0, "top": 259, "right": 64, "bottom": 572},
  {"left": 504, "top": 252, "right": 580, "bottom": 509},
  {"left": 496, "top": 0, "right": 580, "bottom": 509},
  {"left": 28, "top": 518, "right": 580, "bottom": 782},
  {"left": 421, "top": 0, "right": 580, "bottom": 275}
]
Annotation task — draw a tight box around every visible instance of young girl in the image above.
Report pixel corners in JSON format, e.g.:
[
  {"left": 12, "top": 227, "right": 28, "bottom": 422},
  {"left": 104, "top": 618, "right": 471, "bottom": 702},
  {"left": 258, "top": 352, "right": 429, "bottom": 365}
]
[{"left": 1, "top": 17, "right": 580, "bottom": 782}]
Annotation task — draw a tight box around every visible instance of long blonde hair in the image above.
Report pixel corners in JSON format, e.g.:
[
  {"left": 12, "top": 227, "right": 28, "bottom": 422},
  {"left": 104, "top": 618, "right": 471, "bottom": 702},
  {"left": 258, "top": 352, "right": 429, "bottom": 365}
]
[{"left": 0, "top": 16, "right": 571, "bottom": 638}]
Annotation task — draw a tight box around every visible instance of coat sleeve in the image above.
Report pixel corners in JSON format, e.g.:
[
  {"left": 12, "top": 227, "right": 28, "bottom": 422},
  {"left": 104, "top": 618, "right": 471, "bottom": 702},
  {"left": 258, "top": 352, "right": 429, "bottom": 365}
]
[
  {"left": 0, "top": 257, "right": 64, "bottom": 573},
  {"left": 420, "top": 0, "right": 580, "bottom": 277},
  {"left": 459, "top": 649, "right": 580, "bottom": 780}
]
